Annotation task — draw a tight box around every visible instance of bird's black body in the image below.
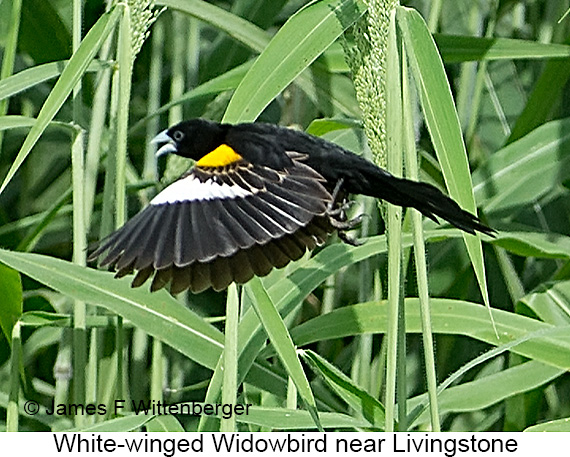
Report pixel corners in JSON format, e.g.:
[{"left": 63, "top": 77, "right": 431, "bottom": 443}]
[{"left": 89, "top": 119, "right": 494, "bottom": 294}]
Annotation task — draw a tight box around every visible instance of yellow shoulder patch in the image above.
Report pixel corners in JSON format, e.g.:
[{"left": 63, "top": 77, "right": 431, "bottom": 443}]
[{"left": 196, "top": 144, "right": 243, "bottom": 167}]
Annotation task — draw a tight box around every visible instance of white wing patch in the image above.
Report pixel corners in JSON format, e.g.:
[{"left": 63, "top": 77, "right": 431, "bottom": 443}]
[{"left": 151, "top": 174, "right": 254, "bottom": 205}]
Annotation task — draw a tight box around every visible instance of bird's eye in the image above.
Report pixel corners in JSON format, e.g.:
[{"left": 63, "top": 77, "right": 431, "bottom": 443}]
[{"left": 173, "top": 130, "right": 184, "bottom": 141}]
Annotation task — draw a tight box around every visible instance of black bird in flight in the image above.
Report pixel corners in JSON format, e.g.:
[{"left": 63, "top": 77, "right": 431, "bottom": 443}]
[{"left": 89, "top": 119, "right": 494, "bottom": 294}]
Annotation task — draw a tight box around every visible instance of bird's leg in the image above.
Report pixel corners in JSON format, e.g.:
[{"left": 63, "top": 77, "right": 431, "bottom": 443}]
[
  {"left": 326, "top": 178, "right": 357, "bottom": 219},
  {"left": 325, "top": 178, "right": 365, "bottom": 246},
  {"left": 326, "top": 177, "right": 345, "bottom": 213}
]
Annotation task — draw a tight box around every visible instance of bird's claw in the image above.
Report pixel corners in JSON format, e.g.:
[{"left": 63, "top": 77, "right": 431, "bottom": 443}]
[
  {"left": 327, "top": 199, "right": 357, "bottom": 217},
  {"left": 326, "top": 211, "right": 365, "bottom": 245},
  {"left": 328, "top": 213, "right": 364, "bottom": 230},
  {"left": 338, "top": 230, "right": 364, "bottom": 246}
]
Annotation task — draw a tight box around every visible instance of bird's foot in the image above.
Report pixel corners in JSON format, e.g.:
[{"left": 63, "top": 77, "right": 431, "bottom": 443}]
[
  {"left": 328, "top": 212, "right": 364, "bottom": 230},
  {"left": 326, "top": 178, "right": 366, "bottom": 246},
  {"left": 327, "top": 212, "right": 365, "bottom": 245},
  {"left": 338, "top": 230, "right": 364, "bottom": 246},
  {"left": 326, "top": 199, "right": 357, "bottom": 218}
]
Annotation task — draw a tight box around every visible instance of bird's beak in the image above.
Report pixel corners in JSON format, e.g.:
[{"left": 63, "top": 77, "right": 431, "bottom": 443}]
[{"left": 152, "top": 130, "right": 177, "bottom": 157}]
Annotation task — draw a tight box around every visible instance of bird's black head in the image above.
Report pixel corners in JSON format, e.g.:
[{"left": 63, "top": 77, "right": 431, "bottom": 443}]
[{"left": 153, "top": 119, "right": 227, "bottom": 160}]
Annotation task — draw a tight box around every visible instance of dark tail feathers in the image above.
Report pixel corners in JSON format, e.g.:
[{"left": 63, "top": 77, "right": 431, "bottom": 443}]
[{"left": 363, "top": 170, "right": 495, "bottom": 236}]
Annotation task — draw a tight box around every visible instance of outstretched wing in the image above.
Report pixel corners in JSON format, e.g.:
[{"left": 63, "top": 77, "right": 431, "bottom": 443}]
[{"left": 89, "top": 153, "right": 334, "bottom": 293}]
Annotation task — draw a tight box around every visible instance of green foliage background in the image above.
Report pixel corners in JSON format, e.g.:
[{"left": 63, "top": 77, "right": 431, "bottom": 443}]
[{"left": 0, "top": 0, "right": 569, "bottom": 432}]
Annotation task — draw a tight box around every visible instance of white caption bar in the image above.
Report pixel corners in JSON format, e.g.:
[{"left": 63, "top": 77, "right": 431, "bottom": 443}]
[{"left": 1, "top": 432, "right": 567, "bottom": 456}]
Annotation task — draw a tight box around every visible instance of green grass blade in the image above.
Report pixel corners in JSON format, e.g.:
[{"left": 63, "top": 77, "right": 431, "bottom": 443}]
[
  {"left": 402, "top": 46, "right": 440, "bottom": 431},
  {"left": 157, "top": 0, "right": 268, "bottom": 52},
  {"left": 197, "top": 355, "right": 224, "bottom": 432},
  {"left": 519, "top": 280, "right": 570, "bottom": 326},
  {"left": 490, "top": 231, "right": 570, "bottom": 260},
  {"left": 7, "top": 322, "right": 21, "bottom": 432},
  {"left": 407, "top": 324, "right": 569, "bottom": 427},
  {"left": 302, "top": 349, "right": 385, "bottom": 430},
  {"left": 507, "top": 38, "right": 570, "bottom": 144},
  {"left": 115, "top": 3, "right": 133, "bottom": 228},
  {"left": 237, "top": 408, "right": 367, "bottom": 430},
  {"left": 385, "top": 12, "right": 404, "bottom": 431},
  {"left": 472, "top": 117, "right": 570, "bottom": 213},
  {"left": 289, "top": 299, "right": 570, "bottom": 371},
  {"left": 246, "top": 277, "right": 322, "bottom": 431},
  {"left": 293, "top": 35, "right": 570, "bottom": 70},
  {"left": 71, "top": 128, "right": 87, "bottom": 425},
  {"left": 198, "top": 404, "right": 368, "bottom": 430},
  {"left": 0, "top": 263, "right": 22, "bottom": 343},
  {"left": 223, "top": 0, "right": 366, "bottom": 123},
  {"left": 525, "top": 417, "right": 570, "bottom": 432},
  {"left": 409, "top": 361, "right": 564, "bottom": 426},
  {"left": 435, "top": 34, "right": 570, "bottom": 62},
  {"left": 17, "top": 187, "right": 73, "bottom": 252},
  {"left": 0, "top": 249, "right": 295, "bottom": 401},
  {"left": 0, "top": 115, "right": 75, "bottom": 133},
  {"left": 0, "top": 0, "right": 22, "bottom": 148},
  {"left": 0, "top": 6, "right": 121, "bottom": 196},
  {"left": 221, "top": 284, "right": 239, "bottom": 432},
  {"left": 0, "top": 249, "right": 224, "bottom": 369},
  {"left": 396, "top": 7, "right": 492, "bottom": 324}
]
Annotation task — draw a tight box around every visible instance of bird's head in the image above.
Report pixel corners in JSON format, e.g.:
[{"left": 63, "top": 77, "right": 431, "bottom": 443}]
[{"left": 152, "top": 119, "right": 226, "bottom": 161}]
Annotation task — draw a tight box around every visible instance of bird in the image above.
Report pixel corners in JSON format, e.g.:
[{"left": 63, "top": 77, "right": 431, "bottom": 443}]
[{"left": 89, "top": 119, "right": 494, "bottom": 294}]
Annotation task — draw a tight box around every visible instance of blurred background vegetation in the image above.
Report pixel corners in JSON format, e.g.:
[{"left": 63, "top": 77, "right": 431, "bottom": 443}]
[{"left": 0, "top": 0, "right": 569, "bottom": 432}]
